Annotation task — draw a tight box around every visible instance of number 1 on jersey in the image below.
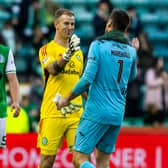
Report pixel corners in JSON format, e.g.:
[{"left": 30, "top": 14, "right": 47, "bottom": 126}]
[{"left": 117, "top": 60, "right": 123, "bottom": 84}]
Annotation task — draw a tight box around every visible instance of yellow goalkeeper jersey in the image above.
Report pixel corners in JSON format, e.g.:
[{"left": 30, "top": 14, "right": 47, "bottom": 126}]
[{"left": 39, "top": 40, "right": 84, "bottom": 119}]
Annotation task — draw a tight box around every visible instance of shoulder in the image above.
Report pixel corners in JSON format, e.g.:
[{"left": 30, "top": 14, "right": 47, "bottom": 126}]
[
  {"left": 127, "top": 44, "right": 136, "bottom": 53},
  {"left": 127, "top": 45, "right": 137, "bottom": 58},
  {"left": 0, "top": 44, "right": 10, "bottom": 53},
  {"left": 39, "top": 40, "right": 54, "bottom": 51},
  {"left": 39, "top": 41, "right": 53, "bottom": 56},
  {"left": 91, "top": 40, "right": 103, "bottom": 45},
  {"left": 89, "top": 40, "right": 102, "bottom": 50}
]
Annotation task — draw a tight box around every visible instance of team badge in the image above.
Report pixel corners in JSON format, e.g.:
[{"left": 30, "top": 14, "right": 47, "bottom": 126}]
[
  {"left": 0, "top": 55, "right": 5, "bottom": 63},
  {"left": 42, "top": 137, "right": 48, "bottom": 145},
  {"left": 76, "top": 55, "right": 81, "bottom": 61}
]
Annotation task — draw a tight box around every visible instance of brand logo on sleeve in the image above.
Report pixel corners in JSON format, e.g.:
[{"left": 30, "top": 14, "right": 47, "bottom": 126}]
[{"left": 42, "top": 57, "right": 49, "bottom": 64}]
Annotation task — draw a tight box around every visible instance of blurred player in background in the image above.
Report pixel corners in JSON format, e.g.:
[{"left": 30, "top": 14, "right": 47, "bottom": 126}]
[
  {"left": 37, "top": 8, "right": 86, "bottom": 168},
  {"left": 0, "top": 44, "right": 20, "bottom": 148},
  {"left": 57, "top": 9, "right": 139, "bottom": 168}
]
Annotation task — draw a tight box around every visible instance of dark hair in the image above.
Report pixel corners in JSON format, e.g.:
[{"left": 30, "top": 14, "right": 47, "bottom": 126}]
[
  {"left": 54, "top": 8, "right": 74, "bottom": 20},
  {"left": 127, "top": 6, "right": 135, "bottom": 12},
  {"left": 109, "top": 9, "right": 130, "bottom": 32},
  {"left": 98, "top": 0, "right": 113, "bottom": 11}
]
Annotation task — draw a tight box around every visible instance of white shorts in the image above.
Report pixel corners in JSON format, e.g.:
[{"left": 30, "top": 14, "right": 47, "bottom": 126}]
[{"left": 0, "top": 118, "right": 6, "bottom": 148}]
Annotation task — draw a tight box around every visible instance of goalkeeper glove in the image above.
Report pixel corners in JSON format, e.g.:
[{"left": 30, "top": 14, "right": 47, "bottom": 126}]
[
  {"left": 52, "top": 93, "right": 82, "bottom": 117},
  {"left": 60, "top": 103, "right": 82, "bottom": 116},
  {"left": 62, "top": 34, "right": 80, "bottom": 62}
]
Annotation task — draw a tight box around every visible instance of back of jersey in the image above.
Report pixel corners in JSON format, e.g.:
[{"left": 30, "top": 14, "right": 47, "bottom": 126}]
[{"left": 83, "top": 40, "right": 137, "bottom": 125}]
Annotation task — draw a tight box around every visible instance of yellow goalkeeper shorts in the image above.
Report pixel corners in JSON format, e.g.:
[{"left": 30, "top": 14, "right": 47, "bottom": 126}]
[{"left": 37, "top": 117, "right": 79, "bottom": 155}]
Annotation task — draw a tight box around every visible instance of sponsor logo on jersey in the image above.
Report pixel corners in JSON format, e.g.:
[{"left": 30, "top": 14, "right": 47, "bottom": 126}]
[
  {"left": 62, "top": 69, "right": 80, "bottom": 75},
  {"left": 68, "top": 60, "right": 75, "bottom": 68}
]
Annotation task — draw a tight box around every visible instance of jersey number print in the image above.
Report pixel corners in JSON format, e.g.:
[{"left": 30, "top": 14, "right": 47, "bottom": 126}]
[{"left": 117, "top": 60, "right": 123, "bottom": 84}]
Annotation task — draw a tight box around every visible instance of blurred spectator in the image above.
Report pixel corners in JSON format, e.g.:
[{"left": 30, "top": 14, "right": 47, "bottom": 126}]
[
  {"left": 144, "top": 58, "right": 168, "bottom": 127},
  {"left": 0, "top": 34, "right": 6, "bottom": 45},
  {"left": 93, "top": 0, "right": 113, "bottom": 37},
  {"left": 138, "top": 32, "right": 153, "bottom": 69},
  {"left": 23, "top": 0, "right": 48, "bottom": 40},
  {"left": 33, "top": 26, "right": 47, "bottom": 53},
  {"left": 14, "top": 0, "right": 48, "bottom": 41},
  {"left": 44, "top": 0, "right": 60, "bottom": 39},
  {"left": 29, "top": 76, "right": 43, "bottom": 115},
  {"left": 1, "top": 19, "right": 16, "bottom": 53},
  {"left": 14, "top": 0, "right": 32, "bottom": 41},
  {"left": 32, "top": 26, "right": 47, "bottom": 75},
  {"left": 125, "top": 68, "right": 144, "bottom": 118},
  {"left": 127, "top": 6, "right": 143, "bottom": 39},
  {"left": 127, "top": 7, "right": 153, "bottom": 71},
  {"left": 21, "top": 95, "right": 38, "bottom": 132}
]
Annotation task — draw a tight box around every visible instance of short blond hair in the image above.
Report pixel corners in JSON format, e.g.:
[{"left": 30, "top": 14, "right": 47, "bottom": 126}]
[{"left": 54, "top": 8, "right": 74, "bottom": 20}]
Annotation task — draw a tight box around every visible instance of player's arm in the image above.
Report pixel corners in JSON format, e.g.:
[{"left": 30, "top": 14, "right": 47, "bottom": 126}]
[
  {"left": 46, "top": 34, "right": 80, "bottom": 75},
  {"left": 81, "top": 92, "right": 88, "bottom": 100},
  {"left": 6, "top": 49, "right": 20, "bottom": 117},
  {"left": 129, "top": 48, "right": 137, "bottom": 82},
  {"left": 46, "top": 57, "right": 68, "bottom": 75},
  {"left": 57, "top": 41, "right": 99, "bottom": 109}
]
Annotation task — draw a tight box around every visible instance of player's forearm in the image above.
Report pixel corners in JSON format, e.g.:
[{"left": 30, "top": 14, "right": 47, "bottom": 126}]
[
  {"left": 73, "top": 77, "right": 90, "bottom": 96},
  {"left": 53, "top": 58, "right": 67, "bottom": 75},
  {"left": 46, "top": 58, "right": 67, "bottom": 75},
  {"left": 7, "top": 73, "right": 20, "bottom": 104},
  {"left": 82, "top": 91, "right": 88, "bottom": 100},
  {"left": 66, "top": 91, "right": 78, "bottom": 102}
]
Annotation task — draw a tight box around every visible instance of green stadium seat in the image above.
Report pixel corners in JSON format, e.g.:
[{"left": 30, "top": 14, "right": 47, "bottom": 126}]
[
  {"left": 51, "top": 0, "right": 98, "bottom": 5},
  {"left": 112, "top": 0, "right": 168, "bottom": 7},
  {"left": 71, "top": 6, "right": 93, "bottom": 22},
  {"left": 123, "top": 117, "right": 144, "bottom": 127},
  {"left": 15, "top": 56, "right": 28, "bottom": 74},
  {"left": 75, "top": 23, "right": 94, "bottom": 40},
  {"left": 0, "top": 10, "right": 10, "bottom": 21},
  {"left": 153, "top": 46, "right": 168, "bottom": 57}
]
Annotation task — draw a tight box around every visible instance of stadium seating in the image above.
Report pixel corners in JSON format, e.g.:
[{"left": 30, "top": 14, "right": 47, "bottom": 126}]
[
  {"left": 0, "top": 9, "right": 10, "bottom": 28},
  {"left": 14, "top": 56, "right": 28, "bottom": 74},
  {"left": 52, "top": 0, "right": 168, "bottom": 59}
]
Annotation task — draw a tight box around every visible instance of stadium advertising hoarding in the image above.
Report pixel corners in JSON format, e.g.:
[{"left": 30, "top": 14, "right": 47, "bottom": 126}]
[{"left": 0, "top": 133, "right": 168, "bottom": 168}]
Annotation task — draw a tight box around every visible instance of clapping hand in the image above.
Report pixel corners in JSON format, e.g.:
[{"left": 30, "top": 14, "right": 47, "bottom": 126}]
[
  {"left": 62, "top": 34, "right": 80, "bottom": 61},
  {"left": 131, "top": 37, "right": 139, "bottom": 52}
]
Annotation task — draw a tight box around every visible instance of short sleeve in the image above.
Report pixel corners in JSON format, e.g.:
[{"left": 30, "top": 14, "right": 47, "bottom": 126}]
[
  {"left": 39, "top": 45, "right": 55, "bottom": 69},
  {"left": 5, "top": 49, "right": 16, "bottom": 74}
]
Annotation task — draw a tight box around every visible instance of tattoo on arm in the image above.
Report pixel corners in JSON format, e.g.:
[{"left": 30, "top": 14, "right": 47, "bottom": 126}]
[{"left": 53, "top": 61, "right": 64, "bottom": 74}]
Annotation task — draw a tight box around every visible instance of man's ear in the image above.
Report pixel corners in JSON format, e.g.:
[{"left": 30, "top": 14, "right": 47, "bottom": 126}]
[
  {"left": 54, "top": 20, "right": 57, "bottom": 29},
  {"left": 54, "top": 18, "right": 60, "bottom": 29},
  {"left": 107, "top": 19, "right": 113, "bottom": 29}
]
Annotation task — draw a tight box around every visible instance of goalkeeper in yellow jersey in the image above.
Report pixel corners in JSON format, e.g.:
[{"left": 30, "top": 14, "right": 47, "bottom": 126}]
[{"left": 37, "top": 8, "right": 86, "bottom": 168}]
